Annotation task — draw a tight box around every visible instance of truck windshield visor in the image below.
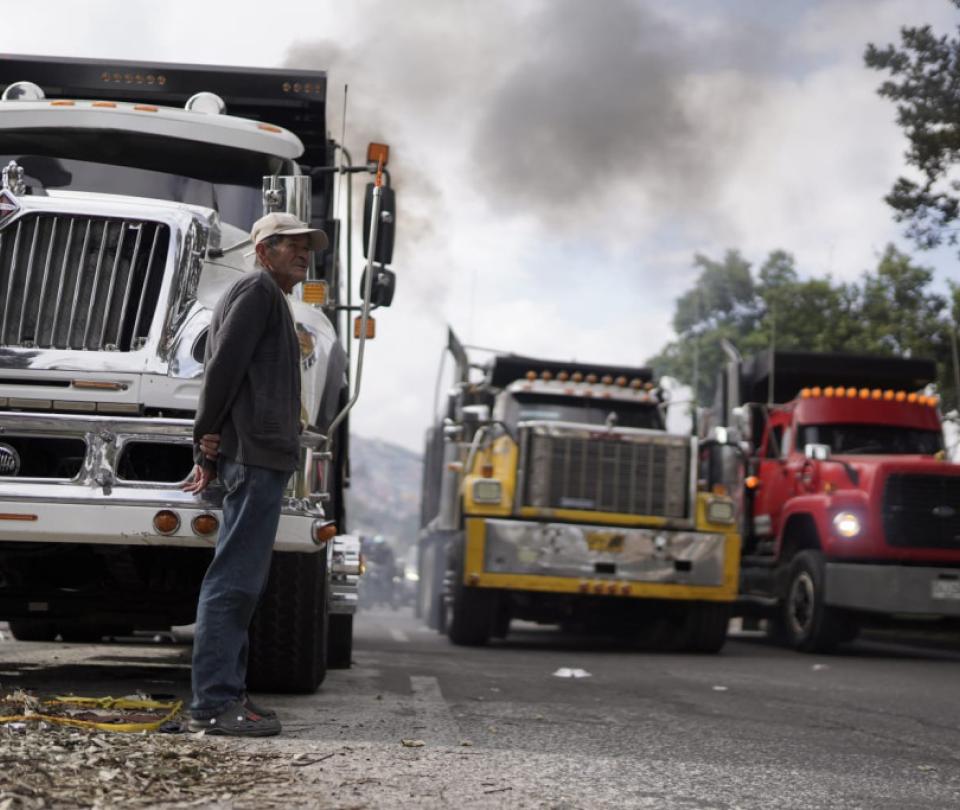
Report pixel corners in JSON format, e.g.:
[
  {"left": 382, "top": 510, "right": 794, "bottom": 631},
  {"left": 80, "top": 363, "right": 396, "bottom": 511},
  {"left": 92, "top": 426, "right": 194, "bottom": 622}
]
[
  {"left": 506, "top": 393, "right": 663, "bottom": 430},
  {"left": 799, "top": 423, "right": 943, "bottom": 455}
]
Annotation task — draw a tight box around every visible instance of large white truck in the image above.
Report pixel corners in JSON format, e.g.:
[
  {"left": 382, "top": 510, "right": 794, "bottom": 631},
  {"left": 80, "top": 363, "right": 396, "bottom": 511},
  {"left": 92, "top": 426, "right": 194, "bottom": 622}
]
[{"left": 0, "top": 56, "right": 396, "bottom": 692}]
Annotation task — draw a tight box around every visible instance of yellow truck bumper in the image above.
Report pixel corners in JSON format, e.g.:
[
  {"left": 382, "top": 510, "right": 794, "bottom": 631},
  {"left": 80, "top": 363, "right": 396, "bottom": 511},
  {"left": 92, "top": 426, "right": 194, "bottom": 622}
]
[{"left": 463, "top": 517, "right": 740, "bottom": 602}]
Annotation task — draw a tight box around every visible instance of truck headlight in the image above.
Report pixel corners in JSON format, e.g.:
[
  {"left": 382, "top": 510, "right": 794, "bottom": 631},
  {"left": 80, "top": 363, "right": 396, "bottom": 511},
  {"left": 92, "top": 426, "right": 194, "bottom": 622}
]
[
  {"left": 705, "top": 497, "right": 735, "bottom": 525},
  {"left": 832, "top": 511, "right": 862, "bottom": 538},
  {"left": 472, "top": 479, "right": 503, "bottom": 504}
]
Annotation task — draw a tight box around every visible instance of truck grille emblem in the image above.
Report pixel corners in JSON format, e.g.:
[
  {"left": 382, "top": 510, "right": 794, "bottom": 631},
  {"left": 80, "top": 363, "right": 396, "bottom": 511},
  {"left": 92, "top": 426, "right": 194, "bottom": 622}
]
[
  {"left": 0, "top": 443, "right": 21, "bottom": 476},
  {"left": 0, "top": 188, "right": 20, "bottom": 225},
  {"left": 932, "top": 505, "right": 956, "bottom": 519}
]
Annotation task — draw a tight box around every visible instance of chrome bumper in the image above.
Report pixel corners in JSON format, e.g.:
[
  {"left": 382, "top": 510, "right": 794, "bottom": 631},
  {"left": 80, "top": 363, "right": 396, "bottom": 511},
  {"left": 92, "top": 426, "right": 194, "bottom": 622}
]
[
  {"left": 481, "top": 518, "right": 727, "bottom": 587},
  {"left": 825, "top": 563, "right": 960, "bottom": 617},
  {"left": 0, "top": 411, "right": 327, "bottom": 553}
]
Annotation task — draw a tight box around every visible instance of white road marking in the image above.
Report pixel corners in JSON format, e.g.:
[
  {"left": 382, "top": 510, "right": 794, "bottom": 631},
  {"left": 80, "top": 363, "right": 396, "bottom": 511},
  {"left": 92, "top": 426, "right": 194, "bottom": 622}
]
[
  {"left": 390, "top": 629, "right": 409, "bottom": 643},
  {"left": 409, "top": 675, "right": 462, "bottom": 747}
]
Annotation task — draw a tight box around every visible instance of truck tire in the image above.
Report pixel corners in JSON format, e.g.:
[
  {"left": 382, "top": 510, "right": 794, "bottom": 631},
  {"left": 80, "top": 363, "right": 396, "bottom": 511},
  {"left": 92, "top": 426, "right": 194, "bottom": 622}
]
[
  {"left": 781, "top": 550, "right": 856, "bottom": 653},
  {"left": 327, "top": 614, "right": 353, "bottom": 669},
  {"left": 445, "top": 543, "right": 493, "bottom": 646},
  {"left": 8, "top": 619, "right": 57, "bottom": 642},
  {"left": 248, "top": 550, "right": 329, "bottom": 693},
  {"left": 683, "top": 602, "right": 731, "bottom": 653}
]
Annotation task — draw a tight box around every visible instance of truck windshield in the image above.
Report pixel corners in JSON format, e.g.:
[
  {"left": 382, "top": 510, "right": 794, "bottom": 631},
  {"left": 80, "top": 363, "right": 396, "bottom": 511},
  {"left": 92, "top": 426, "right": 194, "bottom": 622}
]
[
  {"left": 2, "top": 153, "right": 264, "bottom": 231},
  {"left": 798, "top": 424, "right": 943, "bottom": 455},
  {"left": 505, "top": 393, "right": 663, "bottom": 430}
]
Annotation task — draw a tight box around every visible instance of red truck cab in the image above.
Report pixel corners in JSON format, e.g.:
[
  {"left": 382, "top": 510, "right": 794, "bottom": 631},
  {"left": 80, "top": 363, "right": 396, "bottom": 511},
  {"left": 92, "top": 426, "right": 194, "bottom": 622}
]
[{"left": 710, "top": 350, "right": 960, "bottom": 651}]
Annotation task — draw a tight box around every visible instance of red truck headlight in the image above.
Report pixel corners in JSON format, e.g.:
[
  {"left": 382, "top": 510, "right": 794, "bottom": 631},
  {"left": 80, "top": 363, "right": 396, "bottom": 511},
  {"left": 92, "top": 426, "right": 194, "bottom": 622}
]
[{"left": 832, "top": 511, "right": 862, "bottom": 538}]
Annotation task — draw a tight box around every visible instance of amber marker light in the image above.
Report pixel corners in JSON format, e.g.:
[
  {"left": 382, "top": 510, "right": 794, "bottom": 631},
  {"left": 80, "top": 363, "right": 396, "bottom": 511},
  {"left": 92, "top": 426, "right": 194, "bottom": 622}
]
[
  {"left": 745, "top": 476, "right": 760, "bottom": 490},
  {"left": 50, "top": 100, "right": 75, "bottom": 106},
  {"left": 191, "top": 514, "right": 219, "bottom": 536},
  {"left": 872, "top": 389, "right": 883, "bottom": 400},
  {"left": 578, "top": 581, "right": 590, "bottom": 593},
  {"left": 72, "top": 379, "right": 126, "bottom": 390},
  {"left": 557, "top": 371, "right": 569, "bottom": 382},
  {"left": 801, "top": 388, "right": 812, "bottom": 398},
  {"left": 620, "top": 584, "right": 631, "bottom": 596},
  {"left": 571, "top": 372, "right": 584, "bottom": 383},
  {"left": 92, "top": 101, "right": 117, "bottom": 108},
  {"left": 367, "top": 142, "right": 390, "bottom": 167},
  {"left": 601, "top": 375, "right": 613, "bottom": 385},
  {"left": 884, "top": 390, "right": 895, "bottom": 401},
  {"left": 630, "top": 379, "right": 643, "bottom": 390},
  {"left": 859, "top": 388, "right": 870, "bottom": 399},
  {"left": 541, "top": 370, "right": 553, "bottom": 381},
  {"left": 824, "top": 386, "right": 835, "bottom": 397},
  {"left": 301, "top": 281, "right": 328, "bottom": 305},
  {"left": 354, "top": 316, "right": 375, "bottom": 339},
  {"left": 907, "top": 393, "right": 919, "bottom": 403},
  {"left": 525, "top": 370, "right": 537, "bottom": 381},
  {"left": 153, "top": 510, "right": 180, "bottom": 536},
  {"left": 616, "top": 376, "right": 628, "bottom": 387},
  {"left": 0, "top": 513, "right": 37, "bottom": 521},
  {"left": 811, "top": 387, "right": 822, "bottom": 397},
  {"left": 481, "top": 462, "right": 494, "bottom": 478},
  {"left": 846, "top": 387, "right": 858, "bottom": 398},
  {"left": 895, "top": 391, "right": 907, "bottom": 402},
  {"left": 133, "top": 105, "right": 158, "bottom": 112},
  {"left": 712, "top": 483, "right": 728, "bottom": 496},
  {"left": 593, "top": 583, "right": 605, "bottom": 594},
  {"left": 312, "top": 520, "right": 337, "bottom": 545},
  {"left": 586, "top": 374, "right": 598, "bottom": 384},
  {"left": 257, "top": 123, "right": 283, "bottom": 133}
]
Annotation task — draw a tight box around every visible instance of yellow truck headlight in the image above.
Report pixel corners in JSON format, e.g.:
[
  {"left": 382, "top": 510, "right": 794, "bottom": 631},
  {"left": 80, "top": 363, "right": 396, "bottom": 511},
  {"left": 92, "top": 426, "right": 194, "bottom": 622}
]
[
  {"left": 705, "top": 497, "right": 736, "bottom": 525},
  {"left": 472, "top": 479, "right": 503, "bottom": 504}
]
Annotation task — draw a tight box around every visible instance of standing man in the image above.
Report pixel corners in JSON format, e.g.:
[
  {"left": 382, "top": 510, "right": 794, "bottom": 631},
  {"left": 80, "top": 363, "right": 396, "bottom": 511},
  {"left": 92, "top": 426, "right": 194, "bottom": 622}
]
[{"left": 184, "top": 212, "right": 327, "bottom": 736}]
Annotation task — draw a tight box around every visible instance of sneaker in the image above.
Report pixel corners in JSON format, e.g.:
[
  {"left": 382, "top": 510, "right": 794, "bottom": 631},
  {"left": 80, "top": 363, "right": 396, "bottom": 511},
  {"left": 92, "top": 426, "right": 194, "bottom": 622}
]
[
  {"left": 241, "top": 692, "right": 277, "bottom": 719},
  {"left": 188, "top": 700, "right": 281, "bottom": 737}
]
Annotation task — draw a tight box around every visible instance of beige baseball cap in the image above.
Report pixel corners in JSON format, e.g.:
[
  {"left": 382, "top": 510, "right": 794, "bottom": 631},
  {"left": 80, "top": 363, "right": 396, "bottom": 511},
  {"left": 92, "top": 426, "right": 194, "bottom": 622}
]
[{"left": 250, "top": 211, "right": 328, "bottom": 250}]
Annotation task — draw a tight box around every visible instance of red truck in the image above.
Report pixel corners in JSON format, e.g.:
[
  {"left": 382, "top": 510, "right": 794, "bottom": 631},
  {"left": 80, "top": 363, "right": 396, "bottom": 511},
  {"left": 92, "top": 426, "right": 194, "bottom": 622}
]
[{"left": 704, "top": 346, "right": 960, "bottom": 651}]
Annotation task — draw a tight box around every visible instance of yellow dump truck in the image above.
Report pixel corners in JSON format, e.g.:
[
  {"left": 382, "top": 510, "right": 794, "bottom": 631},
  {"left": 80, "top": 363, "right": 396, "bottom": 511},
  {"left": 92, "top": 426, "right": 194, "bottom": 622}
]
[{"left": 417, "top": 330, "right": 741, "bottom": 651}]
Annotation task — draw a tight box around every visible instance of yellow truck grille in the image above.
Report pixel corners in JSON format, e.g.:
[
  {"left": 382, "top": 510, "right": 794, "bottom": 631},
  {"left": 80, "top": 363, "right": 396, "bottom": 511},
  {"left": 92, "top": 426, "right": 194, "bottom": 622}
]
[{"left": 521, "top": 427, "right": 690, "bottom": 518}]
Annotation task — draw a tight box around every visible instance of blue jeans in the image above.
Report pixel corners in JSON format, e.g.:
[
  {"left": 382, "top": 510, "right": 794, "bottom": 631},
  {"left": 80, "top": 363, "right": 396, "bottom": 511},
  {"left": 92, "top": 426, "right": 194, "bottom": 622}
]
[{"left": 190, "top": 457, "right": 290, "bottom": 718}]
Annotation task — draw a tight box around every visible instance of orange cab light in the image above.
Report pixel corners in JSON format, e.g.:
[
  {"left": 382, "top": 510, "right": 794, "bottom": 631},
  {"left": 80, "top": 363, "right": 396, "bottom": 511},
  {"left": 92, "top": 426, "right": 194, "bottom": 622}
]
[
  {"left": 50, "top": 100, "right": 75, "bottom": 106},
  {"left": 871, "top": 389, "right": 883, "bottom": 400},
  {"left": 620, "top": 584, "right": 631, "bottom": 596},
  {"left": 810, "top": 386, "right": 822, "bottom": 397},
  {"left": 907, "top": 393, "right": 918, "bottom": 403},
  {"left": 859, "top": 388, "right": 870, "bottom": 399},
  {"left": 72, "top": 379, "right": 126, "bottom": 390},
  {"left": 586, "top": 374, "right": 598, "bottom": 384},
  {"left": 571, "top": 372, "right": 584, "bottom": 383},
  {"left": 800, "top": 388, "right": 811, "bottom": 398},
  {"left": 929, "top": 395, "right": 939, "bottom": 407},
  {"left": 846, "top": 387, "right": 858, "bottom": 398},
  {"left": 153, "top": 510, "right": 180, "bottom": 536},
  {"left": 541, "top": 370, "right": 553, "bottom": 381},
  {"left": 367, "top": 142, "right": 390, "bottom": 167},
  {"left": 134, "top": 105, "right": 158, "bottom": 112},
  {"left": 883, "top": 390, "right": 895, "bottom": 401},
  {"left": 468, "top": 573, "right": 480, "bottom": 586},
  {"left": 258, "top": 123, "right": 283, "bottom": 133},
  {"left": 593, "top": 583, "right": 605, "bottom": 595},
  {"left": 353, "top": 315, "right": 375, "bottom": 339},
  {"left": 712, "top": 483, "right": 728, "bottom": 496},
  {"left": 601, "top": 375, "right": 613, "bottom": 385},
  {"left": 191, "top": 514, "right": 219, "bottom": 536},
  {"left": 745, "top": 475, "right": 760, "bottom": 490},
  {"left": 644, "top": 382, "right": 655, "bottom": 391},
  {"left": 92, "top": 101, "right": 117, "bottom": 108},
  {"left": 630, "top": 379, "right": 643, "bottom": 390},
  {"left": 525, "top": 370, "right": 537, "bottom": 381},
  {"left": 615, "top": 376, "right": 627, "bottom": 387},
  {"left": 301, "top": 280, "right": 328, "bottom": 305},
  {"left": 0, "top": 513, "right": 37, "bottom": 521},
  {"left": 481, "top": 462, "right": 494, "bottom": 478},
  {"left": 824, "top": 386, "right": 835, "bottom": 397},
  {"left": 557, "top": 371, "right": 569, "bottom": 382},
  {"left": 606, "top": 583, "right": 618, "bottom": 595},
  {"left": 578, "top": 581, "right": 590, "bottom": 593},
  {"left": 895, "top": 391, "right": 907, "bottom": 402}
]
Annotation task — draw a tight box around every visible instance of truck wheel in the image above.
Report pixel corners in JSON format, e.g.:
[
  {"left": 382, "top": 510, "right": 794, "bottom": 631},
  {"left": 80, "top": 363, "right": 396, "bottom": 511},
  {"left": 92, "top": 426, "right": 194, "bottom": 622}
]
[
  {"left": 446, "top": 544, "right": 493, "bottom": 646},
  {"left": 684, "top": 602, "right": 731, "bottom": 653},
  {"left": 781, "top": 550, "right": 855, "bottom": 653},
  {"left": 7, "top": 619, "right": 58, "bottom": 641},
  {"left": 327, "top": 614, "right": 354, "bottom": 669},
  {"left": 248, "top": 550, "right": 329, "bottom": 693}
]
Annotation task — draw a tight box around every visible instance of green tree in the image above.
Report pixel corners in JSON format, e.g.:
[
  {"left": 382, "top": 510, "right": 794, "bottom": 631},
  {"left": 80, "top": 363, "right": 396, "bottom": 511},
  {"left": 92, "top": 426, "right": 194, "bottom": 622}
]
[{"left": 865, "top": 3, "right": 960, "bottom": 251}]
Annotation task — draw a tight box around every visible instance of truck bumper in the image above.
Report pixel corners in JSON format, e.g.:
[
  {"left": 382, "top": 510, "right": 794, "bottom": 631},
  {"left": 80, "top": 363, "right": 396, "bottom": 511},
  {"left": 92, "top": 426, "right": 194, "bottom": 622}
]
[
  {"left": 825, "top": 563, "right": 960, "bottom": 617},
  {"left": 464, "top": 517, "right": 740, "bottom": 601}
]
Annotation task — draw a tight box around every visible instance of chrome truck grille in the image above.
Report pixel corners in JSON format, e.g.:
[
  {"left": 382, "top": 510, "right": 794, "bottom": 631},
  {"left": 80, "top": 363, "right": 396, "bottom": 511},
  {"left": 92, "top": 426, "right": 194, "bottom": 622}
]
[
  {"left": 520, "top": 425, "right": 691, "bottom": 519},
  {"left": 0, "top": 214, "right": 169, "bottom": 351},
  {"left": 883, "top": 473, "right": 960, "bottom": 549}
]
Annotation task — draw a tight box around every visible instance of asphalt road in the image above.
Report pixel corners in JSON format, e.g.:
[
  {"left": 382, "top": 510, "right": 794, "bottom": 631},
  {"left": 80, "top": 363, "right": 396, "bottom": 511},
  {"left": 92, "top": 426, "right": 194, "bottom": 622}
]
[{"left": 1, "top": 612, "right": 960, "bottom": 809}]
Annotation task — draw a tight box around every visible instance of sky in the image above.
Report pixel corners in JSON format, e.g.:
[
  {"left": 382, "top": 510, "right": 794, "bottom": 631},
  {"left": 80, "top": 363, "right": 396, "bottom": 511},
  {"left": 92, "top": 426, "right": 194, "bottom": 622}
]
[{"left": 2, "top": 0, "right": 958, "bottom": 452}]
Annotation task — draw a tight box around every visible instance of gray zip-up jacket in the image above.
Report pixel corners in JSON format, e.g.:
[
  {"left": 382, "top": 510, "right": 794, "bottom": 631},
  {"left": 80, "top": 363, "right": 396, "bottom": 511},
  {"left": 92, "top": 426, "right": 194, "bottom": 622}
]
[{"left": 193, "top": 270, "right": 301, "bottom": 472}]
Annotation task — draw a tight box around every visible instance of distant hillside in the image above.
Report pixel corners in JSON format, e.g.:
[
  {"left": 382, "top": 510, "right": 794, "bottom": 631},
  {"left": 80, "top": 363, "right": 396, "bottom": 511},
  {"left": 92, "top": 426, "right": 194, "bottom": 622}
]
[{"left": 344, "top": 435, "right": 422, "bottom": 553}]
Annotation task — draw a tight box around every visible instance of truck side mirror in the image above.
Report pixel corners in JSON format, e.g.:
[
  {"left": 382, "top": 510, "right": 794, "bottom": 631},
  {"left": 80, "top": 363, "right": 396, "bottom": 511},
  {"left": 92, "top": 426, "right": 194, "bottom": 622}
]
[
  {"left": 804, "top": 443, "right": 831, "bottom": 460},
  {"left": 359, "top": 265, "right": 396, "bottom": 307},
  {"left": 363, "top": 183, "right": 396, "bottom": 265}
]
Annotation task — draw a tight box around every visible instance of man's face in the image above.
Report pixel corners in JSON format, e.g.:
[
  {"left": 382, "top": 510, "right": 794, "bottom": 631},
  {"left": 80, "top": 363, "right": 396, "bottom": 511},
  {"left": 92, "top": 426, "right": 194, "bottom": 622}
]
[{"left": 258, "top": 234, "right": 313, "bottom": 293}]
